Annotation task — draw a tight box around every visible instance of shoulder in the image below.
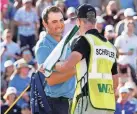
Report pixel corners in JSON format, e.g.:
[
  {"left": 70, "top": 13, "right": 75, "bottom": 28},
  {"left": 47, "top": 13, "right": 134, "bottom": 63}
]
[
  {"left": 16, "top": 7, "right": 24, "bottom": 13},
  {"left": 0, "top": 42, "right": 5, "bottom": 47},
  {"left": 115, "top": 35, "right": 124, "bottom": 42},
  {"left": 73, "top": 36, "right": 90, "bottom": 49},
  {"left": 1, "top": 104, "right": 8, "bottom": 110},
  {"left": 116, "top": 20, "right": 124, "bottom": 27},
  {"left": 10, "top": 74, "right": 18, "bottom": 81},
  {"left": 11, "top": 42, "right": 20, "bottom": 47},
  {"left": 35, "top": 37, "right": 50, "bottom": 53}
]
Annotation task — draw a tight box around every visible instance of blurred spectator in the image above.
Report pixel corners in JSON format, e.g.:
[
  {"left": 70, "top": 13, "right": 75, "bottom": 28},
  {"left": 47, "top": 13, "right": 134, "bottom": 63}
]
[
  {"left": 95, "top": 16, "right": 105, "bottom": 36},
  {"left": 14, "top": 0, "right": 39, "bottom": 56},
  {"left": 9, "top": 0, "right": 22, "bottom": 42},
  {"left": 0, "top": 29, "right": 20, "bottom": 73},
  {"left": 21, "top": 103, "right": 31, "bottom": 114},
  {"left": 115, "top": 8, "right": 137, "bottom": 36},
  {"left": 0, "top": 0, "right": 9, "bottom": 29},
  {"left": 21, "top": 47, "right": 37, "bottom": 70},
  {"left": 104, "top": 24, "right": 117, "bottom": 44},
  {"left": 115, "top": 20, "right": 137, "bottom": 70},
  {"left": 102, "top": 0, "right": 118, "bottom": 26},
  {"left": 9, "top": 59, "right": 31, "bottom": 107},
  {"left": 115, "top": 86, "right": 136, "bottom": 114},
  {"left": 95, "top": 7, "right": 102, "bottom": 16},
  {"left": 1, "top": 87, "right": 21, "bottom": 114},
  {"left": 125, "top": 82, "right": 137, "bottom": 112},
  {"left": 114, "top": 9, "right": 125, "bottom": 24},
  {"left": 116, "top": 57, "right": 133, "bottom": 90},
  {"left": 55, "top": 1, "right": 67, "bottom": 20},
  {"left": 0, "top": 13, "right": 5, "bottom": 36},
  {"left": 79, "top": 0, "right": 108, "bottom": 11},
  {"left": 63, "top": 7, "right": 77, "bottom": 37},
  {"left": 36, "top": 0, "right": 53, "bottom": 33},
  {"left": 3, "top": 60, "right": 14, "bottom": 84},
  {"left": 64, "top": 0, "right": 79, "bottom": 8},
  {"left": 116, "top": 0, "right": 137, "bottom": 12}
]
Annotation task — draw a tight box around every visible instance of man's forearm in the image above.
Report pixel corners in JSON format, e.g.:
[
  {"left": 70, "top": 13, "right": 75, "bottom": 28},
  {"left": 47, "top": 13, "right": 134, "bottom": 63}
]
[
  {"left": 118, "top": 52, "right": 127, "bottom": 55},
  {"left": 112, "top": 74, "right": 119, "bottom": 92},
  {"left": 46, "top": 68, "right": 76, "bottom": 86}
]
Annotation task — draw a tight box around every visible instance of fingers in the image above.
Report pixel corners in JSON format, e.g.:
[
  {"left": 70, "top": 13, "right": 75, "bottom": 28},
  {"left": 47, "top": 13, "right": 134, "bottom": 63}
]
[{"left": 38, "top": 64, "right": 45, "bottom": 73}]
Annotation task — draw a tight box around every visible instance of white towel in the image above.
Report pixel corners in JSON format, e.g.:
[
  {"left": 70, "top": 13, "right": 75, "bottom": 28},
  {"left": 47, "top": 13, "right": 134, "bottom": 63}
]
[{"left": 41, "top": 25, "right": 79, "bottom": 77}]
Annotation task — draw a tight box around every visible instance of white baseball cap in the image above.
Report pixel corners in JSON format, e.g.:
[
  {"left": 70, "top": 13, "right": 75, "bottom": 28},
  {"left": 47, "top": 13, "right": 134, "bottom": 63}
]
[
  {"left": 67, "top": 7, "right": 76, "bottom": 15},
  {"left": 119, "top": 86, "right": 129, "bottom": 93},
  {"left": 105, "top": 25, "right": 114, "bottom": 32},
  {"left": 3, "top": 87, "right": 17, "bottom": 100},
  {"left": 124, "top": 8, "right": 136, "bottom": 17},
  {"left": 4, "top": 60, "right": 14, "bottom": 68},
  {"left": 96, "top": 16, "right": 105, "bottom": 23},
  {"left": 66, "top": 7, "right": 77, "bottom": 18},
  {"left": 117, "top": 57, "right": 129, "bottom": 65},
  {"left": 22, "top": 0, "right": 32, "bottom": 4},
  {"left": 125, "top": 82, "right": 135, "bottom": 89}
]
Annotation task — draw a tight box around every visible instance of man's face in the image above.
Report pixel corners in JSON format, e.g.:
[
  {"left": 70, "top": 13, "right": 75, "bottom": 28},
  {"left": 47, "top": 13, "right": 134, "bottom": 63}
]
[
  {"left": 7, "top": 94, "right": 16, "bottom": 103},
  {"left": 127, "top": 23, "right": 135, "bottom": 34},
  {"left": 25, "top": 2, "right": 32, "bottom": 9},
  {"left": 120, "top": 92, "right": 129, "bottom": 101},
  {"left": 5, "top": 32, "right": 12, "bottom": 41},
  {"left": 20, "top": 67, "right": 30, "bottom": 76},
  {"left": 44, "top": 12, "right": 64, "bottom": 37},
  {"left": 96, "top": 23, "right": 103, "bottom": 29}
]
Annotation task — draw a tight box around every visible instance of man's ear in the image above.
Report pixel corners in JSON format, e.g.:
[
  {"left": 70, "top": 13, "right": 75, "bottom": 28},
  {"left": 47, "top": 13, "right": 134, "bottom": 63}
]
[
  {"left": 76, "top": 18, "right": 80, "bottom": 27},
  {"left": 42, "top": 20, "right": 47, "bottom": 29}
]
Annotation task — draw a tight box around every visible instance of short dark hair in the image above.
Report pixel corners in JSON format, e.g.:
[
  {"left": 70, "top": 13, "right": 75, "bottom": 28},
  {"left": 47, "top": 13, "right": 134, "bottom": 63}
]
[{"left": 42, "top": 6, "right": 63, "bottom": 23}]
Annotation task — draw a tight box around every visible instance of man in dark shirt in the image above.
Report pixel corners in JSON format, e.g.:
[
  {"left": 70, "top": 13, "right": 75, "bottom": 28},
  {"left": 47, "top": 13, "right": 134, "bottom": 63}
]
[{"left": 55, "top": 4, "right": 119, "bottom": 114}]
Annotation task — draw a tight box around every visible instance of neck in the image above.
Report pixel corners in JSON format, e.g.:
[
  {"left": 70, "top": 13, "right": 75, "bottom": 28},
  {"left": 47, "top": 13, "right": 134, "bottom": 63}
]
[
  {"left": 80, "top": 25, "right": 95, "bottom": 35},
  {"left": 127, "top": 32, "right": 133, "bottom": 37},
  {"left": 19, "top": 73, "right": 27, "bottom": 78},
  {"left": 97, "top": 28, "right": 102, "bottom": 33},
  {"left": 5, "top": 40, "right": 12, "bottom": 44},
  {"left": 25, "top": 7, "right": 31, "bottom": 12},
  {"left": 49, "top": 33, "right": 61, "bottom": 42}
]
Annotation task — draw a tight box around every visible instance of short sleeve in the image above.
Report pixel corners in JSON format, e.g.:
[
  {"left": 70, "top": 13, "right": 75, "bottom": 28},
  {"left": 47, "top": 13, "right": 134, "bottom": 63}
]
[
  {"left": 14, "top": 9, "right": 21, "bottom": 21},
  {"left": 35, "top": 46, "right": 51, "bottom": 65},
  {"left": 114, "top": 36, "right": 121, "bottom": 48},
  {"left": 72, "top": 37, "right": 90, "bottom": 60},
  {"left": 111, "top": 62, "right": 118, "bottom": 75},
  {"left": 33, "top": 10, "right": 39, "bottom": 23}
]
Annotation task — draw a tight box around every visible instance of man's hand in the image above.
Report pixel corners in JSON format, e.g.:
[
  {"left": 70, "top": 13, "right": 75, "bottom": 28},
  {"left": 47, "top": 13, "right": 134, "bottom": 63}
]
[
  {"left": 55, "top": 61, "right": 64, "bottom": 72},
  {"left": 38, "top": 65, "right": 45, "bottom": 74},
  {"left": 22, "top": 92, "right": 29, "bottom": 102},
  {"left": 23, "top": 22, "right": 31, "bottom": 26}
]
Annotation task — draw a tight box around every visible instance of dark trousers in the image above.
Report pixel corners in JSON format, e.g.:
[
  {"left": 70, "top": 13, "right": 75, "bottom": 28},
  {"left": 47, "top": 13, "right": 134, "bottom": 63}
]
[
  {"left": 47, "top": 97, "right": 69, "bottom": 114},
  {"left": 19, "top": 34, "right": 36, "bottom": 57}
]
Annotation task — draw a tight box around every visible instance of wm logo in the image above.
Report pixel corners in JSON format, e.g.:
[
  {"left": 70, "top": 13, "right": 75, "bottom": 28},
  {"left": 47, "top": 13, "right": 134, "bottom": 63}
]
[{"left": 97, "top": 84, "right": 114, "bottom": 94}]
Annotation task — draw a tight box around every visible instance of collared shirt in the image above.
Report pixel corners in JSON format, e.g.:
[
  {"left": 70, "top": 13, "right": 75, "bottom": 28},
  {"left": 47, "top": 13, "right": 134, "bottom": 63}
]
[
  {"left": 14, "top": 6, "right": 39, "bottom": 36},
  {"left": 35, "top": 34, "right": 76, "bottom": 98},
  {"left": 0, "top": 41, "right": 20, "bottom": 72},
  {"left": 9, "top": 74, "right": 30, "bottom": 107},
  {"left": 114, "top": 33, "right": 137, "bottom": 69},
  {"left": 114, "top": 100, "right": 136, "bottom": 114}
]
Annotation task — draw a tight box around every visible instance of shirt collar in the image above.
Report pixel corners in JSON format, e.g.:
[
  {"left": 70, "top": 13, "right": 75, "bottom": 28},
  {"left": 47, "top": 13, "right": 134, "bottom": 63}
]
[
  {"left": 46, "top": 34, "right": 59, "bottom": 45},
  {"left": 85, "top": 29, "right": 107, "bottom": 42},
  {"left": 86, "top": 29, "right": 99, "bottom": 34}
]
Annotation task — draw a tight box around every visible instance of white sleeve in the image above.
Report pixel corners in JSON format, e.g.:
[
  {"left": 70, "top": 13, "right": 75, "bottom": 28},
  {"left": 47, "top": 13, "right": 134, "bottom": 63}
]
[{"left": 114, "top": 36, "right": 121, "bottom": 49}]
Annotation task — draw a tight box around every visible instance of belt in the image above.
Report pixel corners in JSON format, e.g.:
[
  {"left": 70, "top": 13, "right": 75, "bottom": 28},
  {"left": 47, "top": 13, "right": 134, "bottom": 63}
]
[{"left": 46, "top": 96, "right": 69, "bottom": 101}]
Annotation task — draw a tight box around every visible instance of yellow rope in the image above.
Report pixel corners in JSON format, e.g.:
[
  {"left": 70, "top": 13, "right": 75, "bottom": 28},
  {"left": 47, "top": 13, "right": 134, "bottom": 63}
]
[{"left": 4, "top": 85, "right": 30, "bottom": 114}]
